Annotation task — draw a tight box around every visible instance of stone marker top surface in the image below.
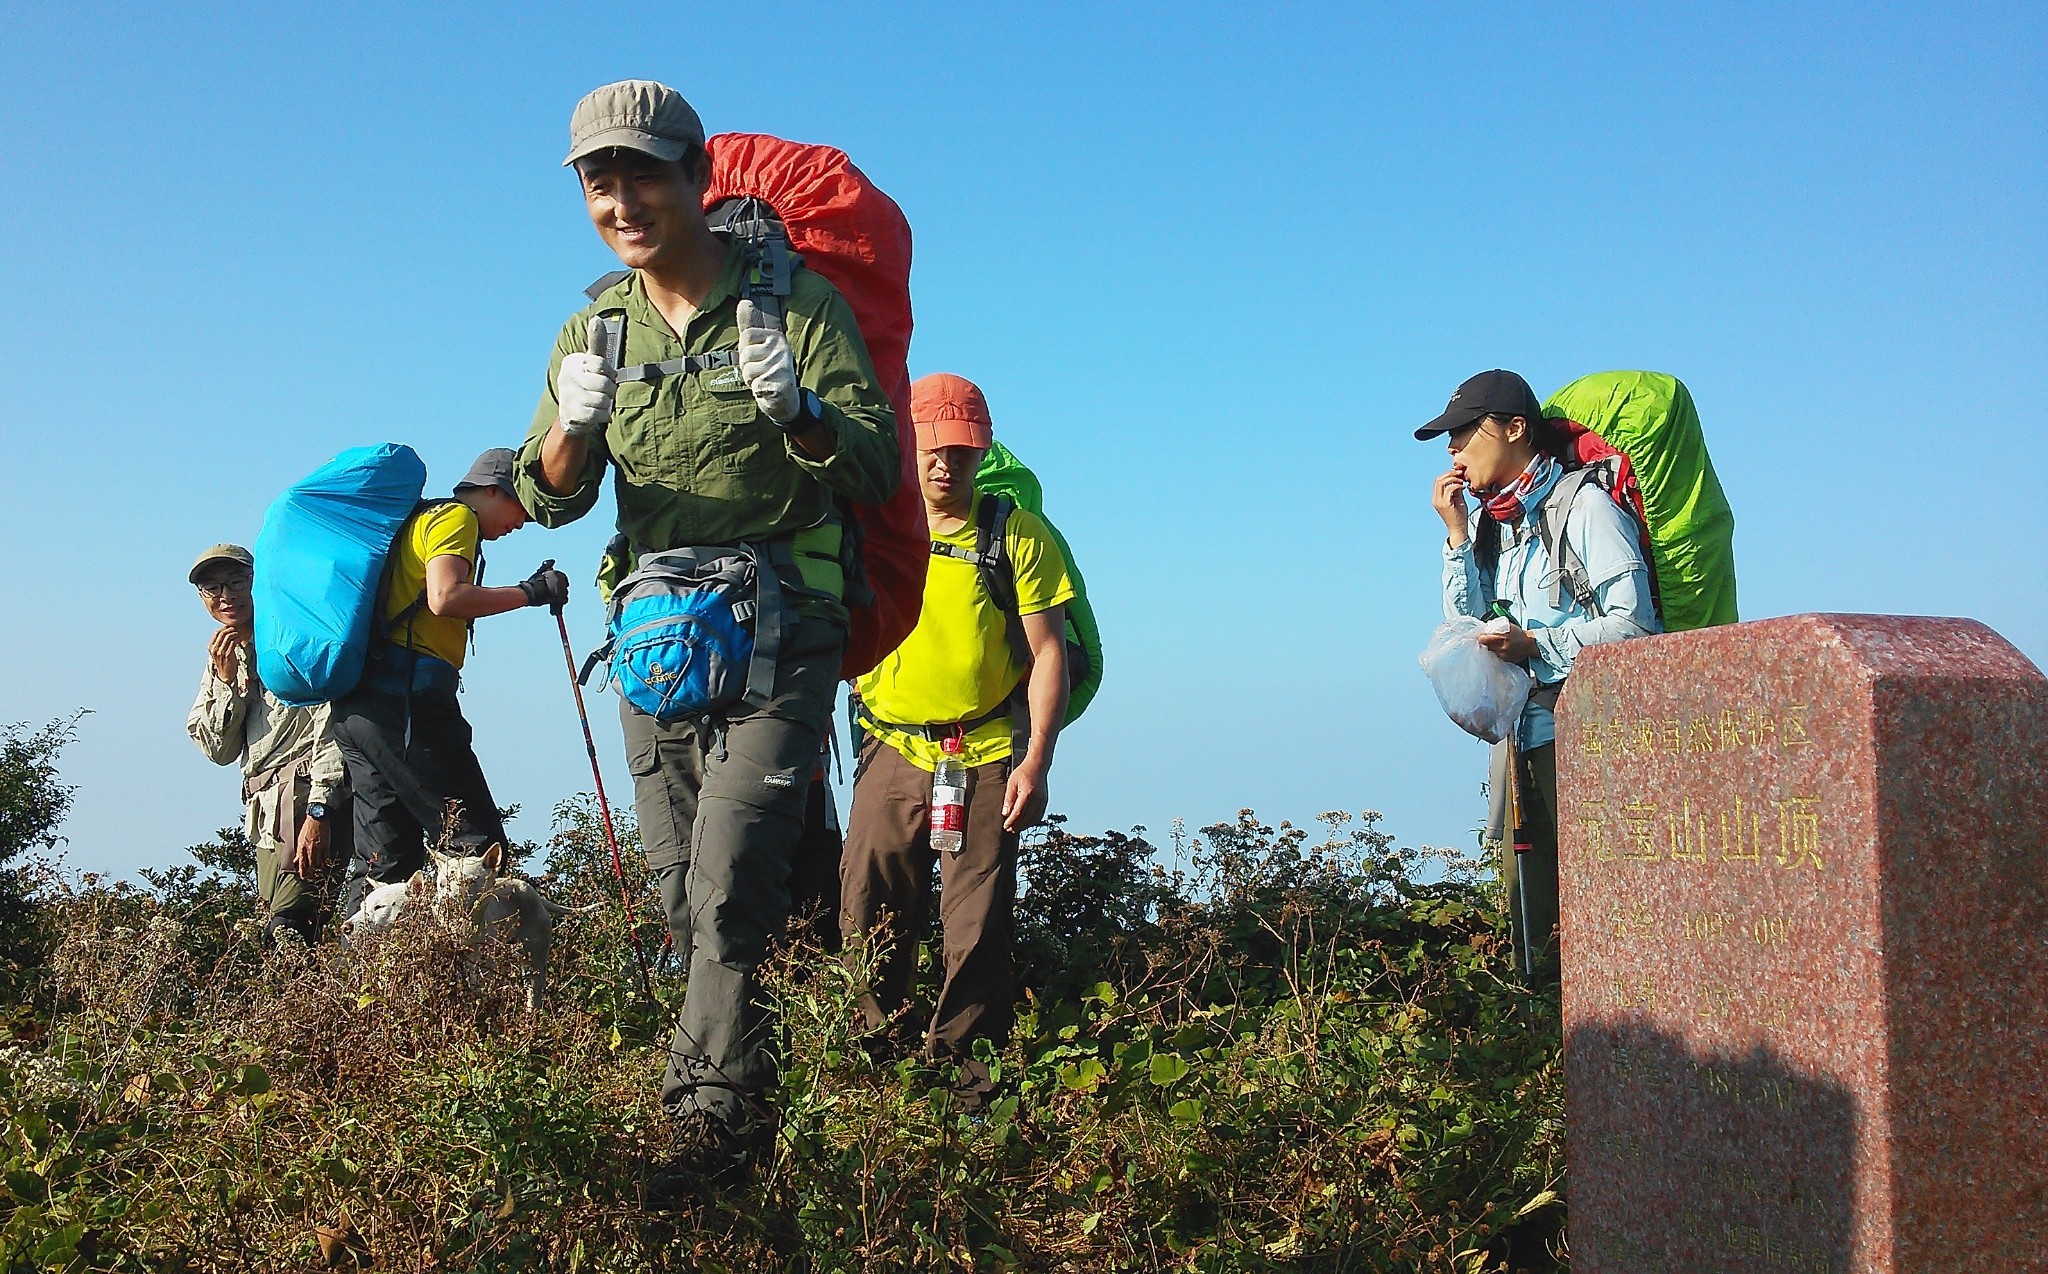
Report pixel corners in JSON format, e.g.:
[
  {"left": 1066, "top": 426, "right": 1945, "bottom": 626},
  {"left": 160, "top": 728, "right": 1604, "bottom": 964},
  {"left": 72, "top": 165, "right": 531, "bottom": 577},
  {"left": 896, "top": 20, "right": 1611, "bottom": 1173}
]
[{"left": 1568, "top": 611, "right": 2044, "bottom": 689}]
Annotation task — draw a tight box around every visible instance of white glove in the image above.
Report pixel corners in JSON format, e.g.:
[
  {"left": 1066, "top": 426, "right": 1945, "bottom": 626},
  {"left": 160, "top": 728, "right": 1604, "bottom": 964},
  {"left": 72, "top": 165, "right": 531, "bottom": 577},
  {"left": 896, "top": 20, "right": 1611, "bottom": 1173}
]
[
  {"left": 735, "top": 298, "right": 801, "bottom": 424},
  {"left": 555, "top": 316, "right": 617, "bottom": 439}
]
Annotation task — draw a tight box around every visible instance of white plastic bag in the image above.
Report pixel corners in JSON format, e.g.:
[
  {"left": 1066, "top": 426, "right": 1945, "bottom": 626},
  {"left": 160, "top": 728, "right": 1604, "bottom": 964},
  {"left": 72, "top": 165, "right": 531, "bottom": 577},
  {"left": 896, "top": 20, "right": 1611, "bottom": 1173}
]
[{"left": 1418, "top": 616, "right": 1532, "bottom": 744}]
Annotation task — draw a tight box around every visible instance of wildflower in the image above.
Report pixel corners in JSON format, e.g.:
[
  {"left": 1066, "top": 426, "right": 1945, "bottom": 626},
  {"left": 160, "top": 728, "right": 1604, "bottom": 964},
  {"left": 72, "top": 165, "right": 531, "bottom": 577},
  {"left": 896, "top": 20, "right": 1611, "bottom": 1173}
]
[{"left": 0, "top": 1047, "right": 89, "bottom": 1104}]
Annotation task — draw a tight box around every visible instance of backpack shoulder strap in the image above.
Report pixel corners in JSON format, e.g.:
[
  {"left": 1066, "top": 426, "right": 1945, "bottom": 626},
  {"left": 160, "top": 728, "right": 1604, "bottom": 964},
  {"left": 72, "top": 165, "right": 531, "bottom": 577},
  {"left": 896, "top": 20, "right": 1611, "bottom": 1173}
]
[
  {"left": 711, "top": 196, "right": 795, "bottom": 325},
  {"left": 1536, "top": 470, "right": 1603, "bottom": 616},
  {"left": 978, "top": 494, "right": 1021, "bottom": 613},
  {"left": 978, "top": 495, "right": 1031, "bottom": 673},
  {"left": 380, "top": 498, "right": 456, "bottom": 636}
]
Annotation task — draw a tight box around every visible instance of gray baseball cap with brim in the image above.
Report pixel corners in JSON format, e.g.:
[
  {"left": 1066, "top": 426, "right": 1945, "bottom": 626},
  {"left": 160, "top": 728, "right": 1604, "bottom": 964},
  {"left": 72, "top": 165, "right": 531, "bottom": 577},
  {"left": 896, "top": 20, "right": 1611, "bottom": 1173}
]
[
  {"left": 454, "top": 447, "right": 522, "bottom": 502},
  {"left": 564, "top": 80, "right": 705, "bottom": 167},
  {"left": 189, "top": 543, "right": 253, "bottom": 584}
]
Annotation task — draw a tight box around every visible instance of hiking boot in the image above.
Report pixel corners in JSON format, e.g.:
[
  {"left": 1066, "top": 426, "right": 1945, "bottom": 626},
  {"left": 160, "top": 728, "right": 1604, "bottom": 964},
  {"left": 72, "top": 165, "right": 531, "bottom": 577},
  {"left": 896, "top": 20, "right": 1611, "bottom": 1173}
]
[
  {"left": 931, "top": 1054, "right": 996, "bottom": 1115},
  {"left": 644, "top": 1108, "right": 769, "bottom": 1204}
]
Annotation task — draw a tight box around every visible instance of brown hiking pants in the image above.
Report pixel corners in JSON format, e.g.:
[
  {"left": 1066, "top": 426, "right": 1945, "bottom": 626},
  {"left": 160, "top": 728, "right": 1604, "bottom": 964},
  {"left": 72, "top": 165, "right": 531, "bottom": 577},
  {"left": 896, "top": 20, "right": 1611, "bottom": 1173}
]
[{"left": 840, "top": 735, "right": 1018, "bottom": 1059}]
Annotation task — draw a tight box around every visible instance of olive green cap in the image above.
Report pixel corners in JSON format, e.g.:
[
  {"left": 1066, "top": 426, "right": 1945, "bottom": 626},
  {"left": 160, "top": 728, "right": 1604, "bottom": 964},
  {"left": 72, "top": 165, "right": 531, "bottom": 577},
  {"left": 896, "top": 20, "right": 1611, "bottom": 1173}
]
[
  {"left": 188, "top": 543, "right": 253, "bottom": 584},
  {"left": 564, "top": 80, "right": 705, "bottom": 167}
]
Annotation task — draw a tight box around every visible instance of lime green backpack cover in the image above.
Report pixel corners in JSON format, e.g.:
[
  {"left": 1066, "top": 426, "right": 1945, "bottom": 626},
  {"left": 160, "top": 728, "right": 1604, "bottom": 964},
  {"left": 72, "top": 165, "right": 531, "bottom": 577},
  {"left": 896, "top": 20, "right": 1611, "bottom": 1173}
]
[
  {"left": 1543, "top": 371, "right": 1738, "bottom": 633},
  {"left": 974, "top": 440, "right": 1104, "bottom": 722}
]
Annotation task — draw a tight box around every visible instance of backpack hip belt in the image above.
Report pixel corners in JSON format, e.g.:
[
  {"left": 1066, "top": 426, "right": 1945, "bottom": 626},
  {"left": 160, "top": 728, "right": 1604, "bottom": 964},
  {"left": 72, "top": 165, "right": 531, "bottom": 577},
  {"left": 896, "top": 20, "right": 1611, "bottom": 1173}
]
[{"left": 849, "top": 693, "right": 1016, "bottom": 744}]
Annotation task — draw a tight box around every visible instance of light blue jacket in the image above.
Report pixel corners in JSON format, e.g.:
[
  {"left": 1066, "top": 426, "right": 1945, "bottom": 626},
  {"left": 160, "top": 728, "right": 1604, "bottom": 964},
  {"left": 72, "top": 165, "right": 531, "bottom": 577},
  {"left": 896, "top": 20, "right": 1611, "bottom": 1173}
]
[{"left": 1442, "top": 482, "right": 1660, "bottom": 750}]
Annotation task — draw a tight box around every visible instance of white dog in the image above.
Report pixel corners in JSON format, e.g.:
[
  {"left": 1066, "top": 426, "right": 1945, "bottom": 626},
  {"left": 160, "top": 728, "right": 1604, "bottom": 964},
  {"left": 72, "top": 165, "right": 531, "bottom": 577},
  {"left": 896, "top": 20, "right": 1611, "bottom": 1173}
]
[
  {"left": 341, "top": 844, "right": 593, "bottom": 1009},
  {"left": 341, "top": 873, "right": 429, "bottom": 939}
]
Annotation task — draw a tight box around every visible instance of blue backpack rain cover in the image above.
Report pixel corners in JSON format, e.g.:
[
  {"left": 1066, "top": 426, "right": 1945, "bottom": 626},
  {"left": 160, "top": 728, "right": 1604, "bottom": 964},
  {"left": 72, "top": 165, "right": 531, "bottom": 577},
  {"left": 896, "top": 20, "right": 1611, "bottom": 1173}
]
[{"left": 254, "top": 443, "right": 428, "bottom": 706}]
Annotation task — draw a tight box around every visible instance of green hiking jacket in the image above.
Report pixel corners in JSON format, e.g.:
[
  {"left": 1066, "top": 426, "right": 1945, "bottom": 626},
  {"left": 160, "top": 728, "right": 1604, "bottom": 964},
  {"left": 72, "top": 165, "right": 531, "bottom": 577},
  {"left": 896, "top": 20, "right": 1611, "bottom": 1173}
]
[{"left": 514, "top": 239, "right": 899, "bottom": 622}]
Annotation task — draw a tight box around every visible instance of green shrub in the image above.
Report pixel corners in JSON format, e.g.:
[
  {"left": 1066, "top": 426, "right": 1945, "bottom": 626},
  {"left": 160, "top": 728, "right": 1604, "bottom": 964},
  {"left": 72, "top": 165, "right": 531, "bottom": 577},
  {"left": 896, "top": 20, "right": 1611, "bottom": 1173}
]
[
  {"left": 0, "top": 716, "right": 82, "bottom": 1002},
  {"left": 0, "top": 792, "right": 1564, "bottom": 1272}
]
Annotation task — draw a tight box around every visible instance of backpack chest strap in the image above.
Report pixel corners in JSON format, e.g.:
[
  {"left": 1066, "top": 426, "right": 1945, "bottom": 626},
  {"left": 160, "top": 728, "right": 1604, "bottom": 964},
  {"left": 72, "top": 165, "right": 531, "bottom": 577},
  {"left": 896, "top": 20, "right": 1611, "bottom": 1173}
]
[
  {"left": 615, "top": 348, "right": 739, "bottom": 385},
  {"left": 931, "top": 540, "right": 997, "bottom": 567},
  {"left": 588, "top": 310, "right": 744, "bottom": 387}
]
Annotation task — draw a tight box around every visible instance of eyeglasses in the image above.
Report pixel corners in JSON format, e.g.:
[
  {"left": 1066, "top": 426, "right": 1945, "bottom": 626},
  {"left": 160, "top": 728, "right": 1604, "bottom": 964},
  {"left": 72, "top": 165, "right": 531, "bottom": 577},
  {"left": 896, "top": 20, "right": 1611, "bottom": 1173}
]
[{"left": 196, "top": 575, "right": 253, "bottom": 599}]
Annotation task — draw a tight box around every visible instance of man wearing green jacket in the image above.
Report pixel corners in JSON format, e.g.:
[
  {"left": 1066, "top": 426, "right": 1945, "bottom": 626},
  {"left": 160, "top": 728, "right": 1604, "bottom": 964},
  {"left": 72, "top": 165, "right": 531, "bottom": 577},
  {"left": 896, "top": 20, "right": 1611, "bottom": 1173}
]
[{"left": 515, "top": 80, "right": 898, "bottom": 1193}]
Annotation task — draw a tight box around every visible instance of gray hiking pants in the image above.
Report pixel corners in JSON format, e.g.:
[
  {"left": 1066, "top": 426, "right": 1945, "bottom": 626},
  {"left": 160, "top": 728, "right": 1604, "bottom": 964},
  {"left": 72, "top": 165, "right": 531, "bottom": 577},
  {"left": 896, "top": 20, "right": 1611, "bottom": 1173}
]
[{"left": 621, "top": 617, "right": 844, "bottom": 1129}]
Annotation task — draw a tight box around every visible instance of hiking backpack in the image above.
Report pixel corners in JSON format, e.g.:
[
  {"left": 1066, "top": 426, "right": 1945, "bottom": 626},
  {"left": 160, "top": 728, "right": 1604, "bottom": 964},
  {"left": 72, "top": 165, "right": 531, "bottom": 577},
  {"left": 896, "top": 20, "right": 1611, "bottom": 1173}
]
[
  {"left": 955, "top": 440, "right": 1104, "bottom": 725},
  {"left": 253, "top": 443, "right": 429, "bottom": 706},
  {"left": 1538, "top": 371, "right": 1739, "bottom": 634},
  {"left": 581, "top": 133, "right": 925, "bottom": 682}
]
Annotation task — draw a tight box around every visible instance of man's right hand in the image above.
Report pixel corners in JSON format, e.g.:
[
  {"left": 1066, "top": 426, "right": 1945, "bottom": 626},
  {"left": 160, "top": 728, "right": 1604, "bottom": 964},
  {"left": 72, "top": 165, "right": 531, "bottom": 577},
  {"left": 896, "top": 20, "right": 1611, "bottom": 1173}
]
[
  {"left": 209, "top": 626, "right": 247, "bottom": 685},
  {"left": 554, "top": 317, "right": 617, "bottom": 439}
]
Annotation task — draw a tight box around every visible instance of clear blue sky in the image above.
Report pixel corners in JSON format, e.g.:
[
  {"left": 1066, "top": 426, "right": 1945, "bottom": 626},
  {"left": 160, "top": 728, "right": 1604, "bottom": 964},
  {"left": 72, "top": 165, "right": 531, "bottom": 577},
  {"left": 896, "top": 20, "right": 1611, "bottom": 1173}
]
[{"left": 4, "top": 3, "right": 2043, "bottom": 880}]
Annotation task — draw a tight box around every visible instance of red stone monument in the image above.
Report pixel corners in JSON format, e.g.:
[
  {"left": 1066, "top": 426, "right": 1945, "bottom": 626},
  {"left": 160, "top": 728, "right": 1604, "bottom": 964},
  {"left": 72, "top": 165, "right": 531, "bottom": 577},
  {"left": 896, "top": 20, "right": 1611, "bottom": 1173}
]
[{"left": 1556, "top": 614, "right": 2048, "bottom": 1272}]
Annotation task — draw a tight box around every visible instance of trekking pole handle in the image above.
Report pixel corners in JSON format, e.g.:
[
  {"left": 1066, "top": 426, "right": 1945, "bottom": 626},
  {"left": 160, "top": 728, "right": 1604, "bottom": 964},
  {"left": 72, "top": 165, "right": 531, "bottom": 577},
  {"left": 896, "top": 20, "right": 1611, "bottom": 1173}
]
[{"left": 538, "top": 558, "right": 562, "bottom": 617}]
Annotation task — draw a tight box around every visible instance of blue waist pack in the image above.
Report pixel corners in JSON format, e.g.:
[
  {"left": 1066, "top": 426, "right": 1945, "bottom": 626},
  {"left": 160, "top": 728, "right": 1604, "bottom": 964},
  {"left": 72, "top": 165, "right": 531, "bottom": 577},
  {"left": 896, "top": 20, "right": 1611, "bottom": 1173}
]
[{"left": 581, "top": 545, "right": 785, "bottom": 722}]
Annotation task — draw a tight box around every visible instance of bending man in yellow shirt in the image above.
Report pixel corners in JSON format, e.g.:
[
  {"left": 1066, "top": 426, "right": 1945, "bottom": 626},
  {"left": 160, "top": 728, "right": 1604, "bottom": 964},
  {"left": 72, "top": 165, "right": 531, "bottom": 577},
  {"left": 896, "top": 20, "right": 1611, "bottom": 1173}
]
[
  {"left": 333, "top": 448, "right": 567, "bottom": 921},
  {"left": 844, "top": 375, "right": 1072, "bottom": 1101}
]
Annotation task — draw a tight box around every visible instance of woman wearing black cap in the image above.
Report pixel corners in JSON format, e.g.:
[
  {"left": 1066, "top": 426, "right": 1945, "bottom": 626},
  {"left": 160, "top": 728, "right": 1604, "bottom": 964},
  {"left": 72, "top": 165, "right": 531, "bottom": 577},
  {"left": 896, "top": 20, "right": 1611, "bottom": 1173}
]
[{"left": 1419, "top": 371, "right": 1660, "bottom": 984}]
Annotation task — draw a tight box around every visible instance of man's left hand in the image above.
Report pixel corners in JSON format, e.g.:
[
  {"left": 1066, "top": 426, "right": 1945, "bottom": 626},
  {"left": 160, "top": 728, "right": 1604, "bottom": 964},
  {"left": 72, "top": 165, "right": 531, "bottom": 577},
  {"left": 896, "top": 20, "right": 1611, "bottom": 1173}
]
[
  {"left": 735, "top": 298, "right": 801, "bottom": 423},
  {"left": 294, "top": 815, "right": 328, "bottom": 878},
  {"left": 1002, "top": 759, "right": 1051, "bottom": 833},
  {"left": 1477, "top": 623, "right": 1540, "bottom": 664}
]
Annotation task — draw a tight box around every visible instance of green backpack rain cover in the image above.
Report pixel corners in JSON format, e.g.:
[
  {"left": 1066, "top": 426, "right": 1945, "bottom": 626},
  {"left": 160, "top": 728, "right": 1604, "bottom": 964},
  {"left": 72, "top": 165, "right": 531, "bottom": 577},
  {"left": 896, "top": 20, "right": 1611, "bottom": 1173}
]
[
  {"left": 1544, "top": 371, "right": 1739, "bottom": 633},
  {"left": 975, "top": 440, "right": 1104, "bottom": 722}
]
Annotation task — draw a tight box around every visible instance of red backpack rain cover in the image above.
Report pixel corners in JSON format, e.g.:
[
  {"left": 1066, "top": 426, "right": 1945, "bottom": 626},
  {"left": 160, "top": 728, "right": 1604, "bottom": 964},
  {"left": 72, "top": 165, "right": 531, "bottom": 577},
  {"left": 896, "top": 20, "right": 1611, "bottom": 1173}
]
[{"left": 704, "top": 133, "right": 925, "bottom": 679}]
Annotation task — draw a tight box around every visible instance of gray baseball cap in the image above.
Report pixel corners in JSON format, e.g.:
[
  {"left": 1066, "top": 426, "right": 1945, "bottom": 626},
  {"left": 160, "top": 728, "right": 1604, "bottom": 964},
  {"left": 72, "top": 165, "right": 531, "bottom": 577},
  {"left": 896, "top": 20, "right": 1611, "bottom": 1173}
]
[
  {"left": 564, "top": 80, "right": 705, "bottom": 167},
  {"left": 454, "top": 448, "right": 521, "bottom": 502},
  {"left": 189, "top": 543, "right": 253, "bottom": 584}
]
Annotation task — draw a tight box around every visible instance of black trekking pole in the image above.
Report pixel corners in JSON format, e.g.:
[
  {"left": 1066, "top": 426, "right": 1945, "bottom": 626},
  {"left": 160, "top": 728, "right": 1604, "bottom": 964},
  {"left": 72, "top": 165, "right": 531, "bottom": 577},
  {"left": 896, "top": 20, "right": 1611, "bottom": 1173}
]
[{"left": 544, "top": 564, "right": 654, "bottom": 1001}]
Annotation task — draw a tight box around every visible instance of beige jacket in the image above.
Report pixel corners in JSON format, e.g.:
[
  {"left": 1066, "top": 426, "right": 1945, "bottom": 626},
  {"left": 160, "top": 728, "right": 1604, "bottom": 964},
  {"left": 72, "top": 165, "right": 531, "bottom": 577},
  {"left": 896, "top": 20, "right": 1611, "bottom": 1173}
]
[{"left": 187, "top": 644, "right": 347, "bottom": 851}]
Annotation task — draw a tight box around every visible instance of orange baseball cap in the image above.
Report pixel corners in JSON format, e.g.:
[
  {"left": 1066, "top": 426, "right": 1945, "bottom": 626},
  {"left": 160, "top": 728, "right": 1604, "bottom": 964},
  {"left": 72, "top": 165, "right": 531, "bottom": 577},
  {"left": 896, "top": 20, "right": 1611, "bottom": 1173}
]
[{"left": 910, "top": 373, "right": 994, "bottom": 451}]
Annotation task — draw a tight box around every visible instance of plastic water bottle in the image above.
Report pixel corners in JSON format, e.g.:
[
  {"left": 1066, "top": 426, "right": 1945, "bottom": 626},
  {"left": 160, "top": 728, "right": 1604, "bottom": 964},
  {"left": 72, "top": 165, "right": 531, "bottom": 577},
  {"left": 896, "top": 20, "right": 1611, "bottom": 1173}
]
[{"left": 931, "top": 735, "right": 967, "bottom": 854}]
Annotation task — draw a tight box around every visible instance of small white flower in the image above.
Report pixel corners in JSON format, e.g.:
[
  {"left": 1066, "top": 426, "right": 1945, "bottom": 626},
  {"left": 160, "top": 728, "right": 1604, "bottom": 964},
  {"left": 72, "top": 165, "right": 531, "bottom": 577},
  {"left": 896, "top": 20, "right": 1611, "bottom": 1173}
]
[{"left": 5, "top": 1051, "right": 89, "bottom": 1103}]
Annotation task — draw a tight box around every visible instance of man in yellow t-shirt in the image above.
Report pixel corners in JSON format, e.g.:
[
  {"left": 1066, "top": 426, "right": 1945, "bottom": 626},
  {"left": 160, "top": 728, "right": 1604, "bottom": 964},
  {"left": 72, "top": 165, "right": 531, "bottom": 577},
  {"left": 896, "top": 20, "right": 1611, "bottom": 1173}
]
[
  {"left": 843, "top": 374, "right": 1073, "bottom": 1091},
  {"left": 333, "top": 448, "right": 569, "bottom": 921}
]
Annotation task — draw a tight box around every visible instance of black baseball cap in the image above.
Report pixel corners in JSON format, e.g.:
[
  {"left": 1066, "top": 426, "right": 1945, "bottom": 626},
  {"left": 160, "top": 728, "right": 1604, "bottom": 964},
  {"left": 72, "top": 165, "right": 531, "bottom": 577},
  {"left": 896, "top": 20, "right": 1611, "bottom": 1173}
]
[{"left": 1414, "top": 369, "right": 1545, "bottom": 441}]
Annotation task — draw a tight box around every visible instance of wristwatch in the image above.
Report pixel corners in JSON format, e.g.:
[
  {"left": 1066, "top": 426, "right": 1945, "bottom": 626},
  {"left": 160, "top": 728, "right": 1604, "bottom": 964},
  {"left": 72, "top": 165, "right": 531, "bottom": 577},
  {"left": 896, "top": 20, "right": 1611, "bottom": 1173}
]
[
  {"left": 780, "top": 388, "right": 825, "bottom": 435},
  {"left": 306, "top": 802, "right": 330, "bottom": 822}
]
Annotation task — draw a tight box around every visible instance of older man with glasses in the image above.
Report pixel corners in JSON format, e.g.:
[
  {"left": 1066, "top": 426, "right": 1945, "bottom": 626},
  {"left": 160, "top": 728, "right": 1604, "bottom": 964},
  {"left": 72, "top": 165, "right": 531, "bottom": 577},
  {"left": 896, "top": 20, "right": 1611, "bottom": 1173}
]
[{"left": 185, "top": 543, "right": 350, "bottom": 945}]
